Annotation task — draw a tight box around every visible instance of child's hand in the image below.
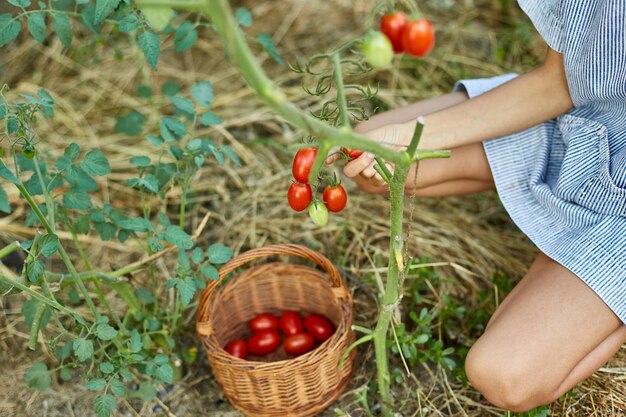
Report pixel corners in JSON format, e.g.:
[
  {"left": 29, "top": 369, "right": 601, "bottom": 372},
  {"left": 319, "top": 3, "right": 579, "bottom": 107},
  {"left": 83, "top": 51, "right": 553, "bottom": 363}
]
[{"left": 325, "top": 120, "right": 416, "bottom": 188}]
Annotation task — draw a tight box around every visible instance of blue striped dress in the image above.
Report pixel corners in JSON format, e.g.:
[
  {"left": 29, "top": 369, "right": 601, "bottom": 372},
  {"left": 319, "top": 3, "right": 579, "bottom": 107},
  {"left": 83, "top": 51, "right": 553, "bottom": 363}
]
[{"left": 454, "top": 0, "right": 626, "bottom": 324}]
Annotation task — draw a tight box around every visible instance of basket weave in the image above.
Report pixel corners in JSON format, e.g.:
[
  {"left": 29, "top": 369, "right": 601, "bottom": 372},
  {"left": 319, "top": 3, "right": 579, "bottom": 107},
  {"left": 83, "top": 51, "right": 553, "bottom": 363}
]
[{"left": 196, "top": 244, "right": 356, "bottom": 417}]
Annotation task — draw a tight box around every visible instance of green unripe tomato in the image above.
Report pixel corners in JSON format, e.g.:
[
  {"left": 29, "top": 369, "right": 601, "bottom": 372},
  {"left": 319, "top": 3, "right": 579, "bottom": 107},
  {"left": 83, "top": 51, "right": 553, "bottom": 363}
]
[
  {"left": 362, "top": 31, "right": 394, "bottom": 68},
  {"left": 308, "top": 200, "right": 329, "bottom": 226},
  {"left": 22, "top": 144, "right": 36, "bottom": 159}
]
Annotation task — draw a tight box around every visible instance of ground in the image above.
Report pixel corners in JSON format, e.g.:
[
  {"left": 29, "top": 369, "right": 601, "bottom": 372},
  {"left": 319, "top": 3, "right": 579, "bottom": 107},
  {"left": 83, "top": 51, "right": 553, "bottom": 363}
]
[{"left": 0, "top": 0, "right": 625, "bottom": 416}]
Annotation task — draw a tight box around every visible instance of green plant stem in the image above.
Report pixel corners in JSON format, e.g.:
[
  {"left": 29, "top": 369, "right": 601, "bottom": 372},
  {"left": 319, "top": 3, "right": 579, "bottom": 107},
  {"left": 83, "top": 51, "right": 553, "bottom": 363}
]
[
  {"left": 406, "top": 116, "right": 425, "bottom": 159},
  {"left": 33, "top": 157, "right": 55, "bottom": 229},
  {"left": 332, "top": 53, "right": 351, "bottom": 129},
  {"left": 0, "top": 241, "right": 21, "bottom": 260},
  {"left": 28, "top": 301, "right": 46, "bottom": 350},
  {"left": 16, "top": 184, "right": 99, "bottom": 318}
]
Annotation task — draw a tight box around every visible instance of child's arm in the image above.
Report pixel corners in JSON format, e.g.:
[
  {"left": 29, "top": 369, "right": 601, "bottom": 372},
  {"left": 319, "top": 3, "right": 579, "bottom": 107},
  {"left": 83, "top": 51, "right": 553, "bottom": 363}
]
[{"left": 342, "top": 48, "right": 573, "bottom": 177}]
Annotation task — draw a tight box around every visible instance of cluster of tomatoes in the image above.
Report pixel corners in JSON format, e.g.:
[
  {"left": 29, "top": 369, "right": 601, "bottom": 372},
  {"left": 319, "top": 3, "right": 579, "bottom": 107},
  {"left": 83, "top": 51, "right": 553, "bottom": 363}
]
[
  {"left": 224, "top": 311, "right": 335, "bottom": 360},
  {"left": 362, "top": 11, "right": 435, "bottom": 68},
  {"left": 287, "top": 147, "right": 349, "bottom": 226}
]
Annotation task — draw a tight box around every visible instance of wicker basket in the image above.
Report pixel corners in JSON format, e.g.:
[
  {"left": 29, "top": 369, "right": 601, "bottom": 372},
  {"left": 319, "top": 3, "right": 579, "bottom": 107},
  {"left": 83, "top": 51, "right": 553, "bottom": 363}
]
[{"left": 196, "top": 244, "right": 356, "bottom": 417}]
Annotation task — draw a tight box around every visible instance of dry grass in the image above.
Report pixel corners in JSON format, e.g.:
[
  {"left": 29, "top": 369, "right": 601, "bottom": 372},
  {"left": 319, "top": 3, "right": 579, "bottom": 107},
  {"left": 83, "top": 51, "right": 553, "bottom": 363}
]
[{"left": 0, "top": 0, "right": 624, "bottom": 416}]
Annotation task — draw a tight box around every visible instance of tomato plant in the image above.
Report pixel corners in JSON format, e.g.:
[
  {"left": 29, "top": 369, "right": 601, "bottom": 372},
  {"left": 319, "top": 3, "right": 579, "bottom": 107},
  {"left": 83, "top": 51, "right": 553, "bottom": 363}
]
[
  {"left": 279, "top": 311, "right": 304, "bottom": 336},
  {"left": 401, "top": 19, "right": 435, "bottom": 57},
  {"left": 304, "top": 314, "right": 334, "bottom": 342},
  {"left": 249, "top": 313, "right": 280, "bottom": 333},
  {"left": 283, "top": 333, "right": 315, "bottom": 356},
  {"left": 362, "top": 31, "right": 394, "bottom": 68},
  {"left": 292, "top": 147, "right": 318, "bottom": 183},
  {"left": 287, "top": 182, "right": 313, "bottom": 212},
  {"left": 247, "top": 331, "right": 281, "bottom": 356},
  {"left": 323, "top": 184, "right": 348, "bottom": 213},
  {"left": 380, "top": 12, "right": 408, "bottom": 53},
  {"left": 225, "top": 339, "right": 248, "bottom": 360}
]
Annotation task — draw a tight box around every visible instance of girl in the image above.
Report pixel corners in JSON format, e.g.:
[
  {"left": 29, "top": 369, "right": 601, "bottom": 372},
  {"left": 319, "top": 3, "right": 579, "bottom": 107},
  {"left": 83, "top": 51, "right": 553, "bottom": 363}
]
[{"left": 328, "top": 0, "right": 626, "bottom": 412}]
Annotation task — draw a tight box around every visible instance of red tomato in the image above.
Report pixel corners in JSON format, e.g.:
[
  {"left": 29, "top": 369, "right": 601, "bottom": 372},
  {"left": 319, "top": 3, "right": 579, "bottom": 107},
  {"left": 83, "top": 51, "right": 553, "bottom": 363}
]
[
  {"left": 323, "top": 185, "right": 347, "bottom": 213},
  {"left": 380, "top": 12, "right": 408, "bottom": 53},
  {"left": 292, "top": 148, "right": 318, "bottom": 183},
  {"left": 401, "top": 19, "right": 435, "bottom": 57},
  {"left": 249, "top": 313, "right": 280, "bottom": 333},
  {"left": 247, "top": 331, "right": 281, "bottom": 356},
  {"left": 304, "top": 314, "right": 334, "bottom": 342},
  {"left": 341, "top": 147, "right": 363, "bottom": 160},
  {"left": 225, "top": 339, "right": 248, "bottom": 360},
  {"left": 284, "top": 333, "right": 315, "bottom": 356},
  {"left": 288, "top": 182, "right": 313, "bottom": 212},
  {"left": 280, "top": 311, "right": 304, "bottom": 336}
]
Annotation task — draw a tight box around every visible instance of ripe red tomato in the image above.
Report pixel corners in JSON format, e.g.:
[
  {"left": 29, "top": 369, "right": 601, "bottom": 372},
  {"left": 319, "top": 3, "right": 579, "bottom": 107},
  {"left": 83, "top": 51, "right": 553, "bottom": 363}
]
[
  {"left": 288, "top": 182, "right": 313, "bottom": 212},
  {"left": 401, "top": 19, "right": 435, "bottom": 57},
  {"left": 323, "top": 185, "right": 347, "bottom": 213},
  {"left": 304, "top": 314, "right": 334, "bottom": 342},
  {"left": 280, "top": 311, "right": 304, "bottom": 336},
  {"left": 284, "top": 333, "right": 315, "bottom": 356},
  {"left": 247, "top": 331, "right": 281, "bottom": 356},
  {"left": 341, "top": 147, "right": 363, "bottom": 160},
  {"left": 249, "top": 313, "right": 280, "bottom": 333},
  {"left": 380, "top": 12, "right": 408, "bottom": 53},
  {"left": 225, "top": 339, "right": 248, "bottom": 360},
  {"left": 292, "top": 147, "right": 318, "bottom": 183}
]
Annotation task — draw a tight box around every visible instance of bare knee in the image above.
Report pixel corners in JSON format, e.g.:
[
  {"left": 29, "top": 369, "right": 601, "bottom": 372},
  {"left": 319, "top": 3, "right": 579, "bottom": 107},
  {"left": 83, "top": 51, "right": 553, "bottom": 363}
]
[{"left": 465, "top": 340, "right": 557, "bottom": 412}]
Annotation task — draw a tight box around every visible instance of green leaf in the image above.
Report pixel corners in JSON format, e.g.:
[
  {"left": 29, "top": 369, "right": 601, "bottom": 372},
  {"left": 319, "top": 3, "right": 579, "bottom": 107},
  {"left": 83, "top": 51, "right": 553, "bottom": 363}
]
[
  {"left": 63, "top": 189, "right": 93, "bottom": 210},
  {"left": 235, "top": 7, "right": 252, "bottom": 27},
  {"left": 157, "top": 211, "right": 170, "bottom": 227},
  {"left": 94, "top": 0, "right": 120, "bottom": 25},
  {"left": 99, "top": 362, "right": 114, "bottom": 374},
  {"left": 0, "top": 159, "right": 20, "bottom": 184},
  {"left": 81, "top": 150, "right": 110, "bottom": 176},
  {"left": 118, "top": 13, "right": 138, "bottom": 33},
  {"left": 136, "top": 84, "right": 152, "bottom": 98},
  {"left": 123, "top": 176, "right": 159, "bottom": 193},
  {"left": 164, "top": 225, "right": 193, "bottom": 249},
  {"left": 93, "top": 394, "right": 116, "bottom": 417},
  {"left": 65, "top": 166, "right": 97, "bottom": 191},
  {"left": 257, "top": 32, "right": 283, "bottom": 64},
  {"left": 7, "top": 0, "right": 31, "bottom": 6},
  {"left": 138, "top": 31, "right": 160, "bottom": 71},
  {"left": 25, "top": 363, "right": 50, "bottom": 391},
  {"left": 200, "top": 264, "right": 218, "bottom": 280},
  {"left": 86, "top": 378, "right": 107, "bottom": 391},
  {"left": 0, "top": 13, "right": 22, "bottom": 47},
  {"left": 176, "top": 277, "right": 196, "bottom": 306},
  {"left": 115, "top": 110, "right": 145, "bottom": 135},
  {"left": 22, "top": 299, "right": 51, "bottom": 328},
  {"left": 207, "top": 243, "right": 232, "bottom": 264},
  {"left": 118, "top": 217, "right": 153, "bottom": 232},
  {"left": 40, "top": 233, "right": 59, "bottom": 256},
  {"left": 159, "top": 117, "right": 185, "bottom": 142},
  {"left": 191, "top": 247, "right": 204, "bottom": 264},
  {"left": 26, "top": 259, "right": 45, "bottom": 283},
  {"left": 73, "top": 338, "right": 94, "bottom": 362},
  {"left": 155, "top": 363, "right": 173, "bottom": 384},
  {"left": 168, "top": 95, "right": 195, "bottom": 115},
  {"left": 140, "top": 5, "right": 173, "bottom": 32},
  {"left": 198, "top": 111, "right": 222, "bottom": 126},
  {"left": 96, "top": 323, "right": 118, "bottom": 341},
  {"left": 221, "top": 145, "right": 241, "bottom": 166},
  {"left": 174, "top": 21, "right": 197, "bottom": 52},
  {"left": 27, "top": 11, "right": 46, "bottom": 43},
  {"left": 64, "top": 143, "right": 81, "bottom": 161},
  {"left": 135, "top": 381, "right": 157, "bottom": 400},
  {"left": 128, "top": 330, "right": 142, "bottom": 353},
  {"left": 177, "top": 249, "right": 190, "bottom": 269},
  {"left": 110, "top": 379, "right": 126, "bottom": 397},
  {"left": 54, "top": 11, "right": 72, "bottom": 48},
  {"left": 191, "top": 81, "right": 214, "bottom": 107},
  {"left": 161, "top": 80, "right": 180, "bottom": 96},
  {"left": 59, "top": 367, "right": 72, "bottom": 381},
  {"left": 93, "top": 222, "right": 117, "bottom": 241},
  {"left": 56, "top": 342, "right": 72, "bottom": 361},
  {"left": 0, "top": 185, "right": 10, "bottom": 213},
  {"left": 129, "top": 156, "right": 151, "bottom": 167},
  {"left": 154, "top": 354, "right": 169, "bottom": 365},
  {"left": 80, "top": 3, "right": 99, "bottom": 33}
]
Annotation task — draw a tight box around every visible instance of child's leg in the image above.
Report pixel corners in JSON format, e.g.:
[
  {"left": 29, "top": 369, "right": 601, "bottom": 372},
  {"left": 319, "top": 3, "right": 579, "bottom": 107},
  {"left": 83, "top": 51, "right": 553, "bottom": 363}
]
[
  {"left": 465, "top": 253, "right": 626, "bottom": 412},
  {"left": 351, "top": 92, "right": 495, "bottom": 196}
]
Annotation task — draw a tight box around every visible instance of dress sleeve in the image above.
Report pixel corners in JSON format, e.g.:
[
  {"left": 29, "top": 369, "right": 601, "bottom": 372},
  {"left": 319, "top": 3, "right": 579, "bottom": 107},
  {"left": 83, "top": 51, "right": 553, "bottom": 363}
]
[{"left": 517, "top": 0, "right": 565, "bottom": 52}]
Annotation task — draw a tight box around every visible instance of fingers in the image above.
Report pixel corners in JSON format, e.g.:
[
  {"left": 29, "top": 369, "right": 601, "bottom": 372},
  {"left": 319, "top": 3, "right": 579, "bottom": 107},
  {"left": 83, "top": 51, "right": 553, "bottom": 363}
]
[
  {"left": 343, "top": 152, "right": 376, "bottom": 177},
  {"left": 325, "top": 146, "right": 341, "bottom": 164}
]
